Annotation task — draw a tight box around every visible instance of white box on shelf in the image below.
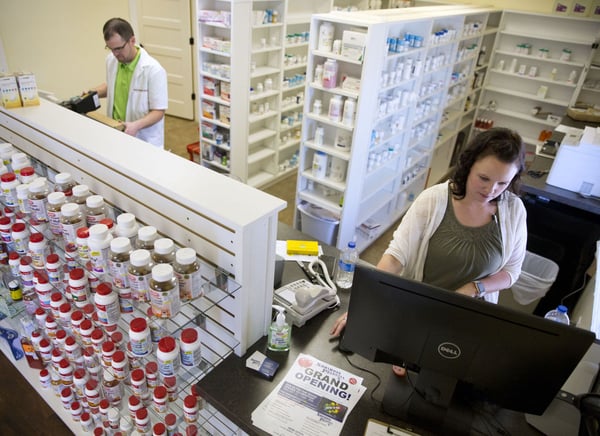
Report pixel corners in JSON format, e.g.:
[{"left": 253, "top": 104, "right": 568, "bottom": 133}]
[{"left": 341, "top": 30, "right": 367, "bottom": 62}]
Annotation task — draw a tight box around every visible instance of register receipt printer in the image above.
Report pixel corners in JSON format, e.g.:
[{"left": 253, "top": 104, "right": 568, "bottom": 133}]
[
  {"left": 547, "top": 126, "right": 600, "bottom": 198},
  {"left": 60, "top": 91, "right": 100, "bottom": 114}
]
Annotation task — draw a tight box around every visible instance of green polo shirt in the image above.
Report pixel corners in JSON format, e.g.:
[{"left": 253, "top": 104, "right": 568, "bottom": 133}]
[{"left": 113, "top": 47, "right": 141, "bottom": 122}]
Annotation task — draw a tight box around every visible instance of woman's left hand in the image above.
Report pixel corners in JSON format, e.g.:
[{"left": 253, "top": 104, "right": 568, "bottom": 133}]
[
  {"left": 330, "top": 312, "right": 348, "bottom": 337},
  {"left": 456, "top": 282, "right": 477, "bottom": 297}
]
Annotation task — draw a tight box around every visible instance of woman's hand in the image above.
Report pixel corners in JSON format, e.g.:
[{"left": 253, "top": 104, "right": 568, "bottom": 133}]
[
  {"left": 456, "top": 282, "right": 477, "bottom": 297},
  {"left": 330, "top": 312, "right": 348, "bottom": 337}
]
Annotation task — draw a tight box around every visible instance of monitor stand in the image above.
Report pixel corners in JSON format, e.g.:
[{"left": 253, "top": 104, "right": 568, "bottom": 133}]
[{"left": 381, "top": 369, "right": 474, "bottom": 435}]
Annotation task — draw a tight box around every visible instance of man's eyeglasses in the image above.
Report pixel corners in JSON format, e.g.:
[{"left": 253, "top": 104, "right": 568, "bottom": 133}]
[{"left": 105, "top": 40, "right": 129, "bottom": 53}]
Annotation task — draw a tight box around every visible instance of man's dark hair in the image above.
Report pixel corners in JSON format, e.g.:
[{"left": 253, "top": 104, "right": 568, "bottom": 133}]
[
  {"left": 103, "top": 18, "right": 134, "bottom": 42},
  {"left": 450, "top": 127, "right": 525, "bottom": 200}
]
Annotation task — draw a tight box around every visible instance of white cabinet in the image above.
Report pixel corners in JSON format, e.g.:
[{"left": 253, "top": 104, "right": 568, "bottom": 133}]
[
  {"left": 294, "top": 6, "right": 495, "bottom": 252},
  {"left": 475, "top": 11, "right": 600, "bottom": 148},
  {"left": 195, "top": 0, "right": 336, "bottom": 188}
]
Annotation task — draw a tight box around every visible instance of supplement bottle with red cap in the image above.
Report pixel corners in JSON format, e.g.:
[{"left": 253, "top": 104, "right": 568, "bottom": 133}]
[
  {"left": 157, "top": 336, "right": 180, "bottom": 377},
  {"left": 94, "top": 282, "right": 120, "bottom": 331},
  {"left": 45, "top": 253, "right": 63, "bottom": 289},
  {"left": 153, "top": 422, "right": 167, "bottom": 436},
  {"left": 183, "top": 395, "right": 199, "bottom": 423},
  {"left": 135, "top": 407, "right": 151, "bottom": 434},
  {"left": 76, "top": 227, "right": 90, "bottom": 261},
  {"left": 68, "top": 268, "right": 90, "bottom": 308},
  {"left": 130, "top": 368, "right": 150, "bottom": 401},
  {"left": 180, "top": 328, "right": 202, "bottom": 368},
  {"left": 19, "top": 165, "right": 37, "bottom": 184},
  {"left": 129, "top": 317, "right": 152, "bottom": 357},
  {"left": 152, "top": 385, "right": 168, "bottom": 415},
  {"left": 11, "top": 222, "right": 29, "bottom": 255},
  {"left": 1, "top": 172, "right": 20, "bottom": 208},
  {"left": 28, "top": 232, "right": 49, "bottom": 269}
]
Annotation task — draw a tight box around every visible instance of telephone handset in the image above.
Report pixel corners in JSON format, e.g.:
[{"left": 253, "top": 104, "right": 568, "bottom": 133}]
[{"left": 273, "top": 279, "right": 339, "bottom": 327}]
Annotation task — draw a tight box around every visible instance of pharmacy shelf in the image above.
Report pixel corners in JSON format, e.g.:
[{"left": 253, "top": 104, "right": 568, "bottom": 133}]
[
  {"left": 475, "top": 10, "right": 600, "bottom": 144},
  {"left": 295, "top": 6, "right": 498, "bottom": 250},
  {"left": 196, "top": 0, "right": 312, "bottom": 187}
]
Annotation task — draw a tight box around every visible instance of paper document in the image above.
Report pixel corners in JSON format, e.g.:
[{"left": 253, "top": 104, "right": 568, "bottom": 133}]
[{"left": 252, "top": 353, "right": 367, "bottom": 436}]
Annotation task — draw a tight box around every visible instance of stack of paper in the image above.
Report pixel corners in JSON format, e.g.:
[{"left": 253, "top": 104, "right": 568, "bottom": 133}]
[{"left": 252, "top": 353, "right": 367, "bottom": 436}]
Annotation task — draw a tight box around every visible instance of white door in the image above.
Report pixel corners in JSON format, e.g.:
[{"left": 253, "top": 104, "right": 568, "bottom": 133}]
[{"left": 135, "top": 0, "right": 195, "bottom": 120}]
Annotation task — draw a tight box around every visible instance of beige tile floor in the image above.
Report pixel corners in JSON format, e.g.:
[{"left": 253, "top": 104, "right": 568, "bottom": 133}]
[{"left": 164, "top": 115, "right": 400, "bottom": 265}]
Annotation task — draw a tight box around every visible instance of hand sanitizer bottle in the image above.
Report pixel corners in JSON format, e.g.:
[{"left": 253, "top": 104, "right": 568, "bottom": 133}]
[{"left": 268, "top": 305, "right": 291, "bottom": 351}]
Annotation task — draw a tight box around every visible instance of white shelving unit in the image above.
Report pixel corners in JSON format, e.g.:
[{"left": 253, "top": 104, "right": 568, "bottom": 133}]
[
  {"left": 475, "top": 10, "right": 600, "bottom": 149},
  {"left": 427, "top": 9, "right": 500, "bottom": 187},
  {"left": 294, "top": 6, "right": 495, "bottom": 252},
  {"left": 195, "top": 0, "right": 335, "bottom": 188}
]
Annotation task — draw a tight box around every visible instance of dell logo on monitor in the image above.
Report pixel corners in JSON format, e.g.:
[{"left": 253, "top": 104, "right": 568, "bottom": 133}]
[{"left": 438, "top": 342, "right": 461, "bottom": 359}]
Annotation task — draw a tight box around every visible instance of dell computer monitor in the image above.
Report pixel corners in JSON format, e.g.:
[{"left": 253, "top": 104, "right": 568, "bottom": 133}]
[{"left": 340, "top": 264, "right": 595, "bottom": 433}]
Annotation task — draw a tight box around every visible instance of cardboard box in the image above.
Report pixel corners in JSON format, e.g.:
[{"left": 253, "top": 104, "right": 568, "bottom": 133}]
[
  {"left": 0, "top": 75, "right": 22, "bottom": 108},
  {"left": 219, "top": 104, "right": 230, "bottom": 124},
  {"left": 201, "top": 121, "right": 217, "bottom": 140},
  {"left": 86, "top": 110, "right": 125, "bottom": 131},
  {"left": 202, "top": 101, "right": 217, "bottom": 119},
  {"left": 220, "top": 81, "right": 231, "bottom": 102},
  {"left": 16, "top": 73, "right": 40, "bottom": 106},
  {"left": 203, "top": 77, "right": 220, "bottom": 97}
]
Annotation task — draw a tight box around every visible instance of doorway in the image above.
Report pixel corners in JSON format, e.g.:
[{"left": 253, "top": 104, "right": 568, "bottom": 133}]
[{"left": 135, "top": 0, "right": 195, "bottom": 120}]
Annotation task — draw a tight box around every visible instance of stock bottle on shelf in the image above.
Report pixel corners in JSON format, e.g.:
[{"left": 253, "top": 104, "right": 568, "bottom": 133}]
[
  {"left": 149, "top": 263, "right": 181, "bottom": 318},
  {"left": 54, "top": 172, "right": 78, "bottom": 198},
  {"left": 174, "top": 247, "right": 203, "bottom": 301},
  {"left": 85, "top": 195, "right": 107, "bottom": 227}
]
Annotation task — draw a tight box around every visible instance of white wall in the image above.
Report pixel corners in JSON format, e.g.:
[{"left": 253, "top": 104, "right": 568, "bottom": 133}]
[{"left": 0, "top": 0, "right": 130, "bottom": 99}]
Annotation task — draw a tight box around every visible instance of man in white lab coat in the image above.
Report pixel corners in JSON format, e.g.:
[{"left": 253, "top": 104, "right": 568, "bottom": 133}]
[{"left": 93, "top": 18, "right": 168, "bottom": 148}]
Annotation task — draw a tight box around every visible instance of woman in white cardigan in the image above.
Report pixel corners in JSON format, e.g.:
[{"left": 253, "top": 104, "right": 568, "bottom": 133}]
[{"left": 331, "top": 128, "right": 528, "bottom": 353}]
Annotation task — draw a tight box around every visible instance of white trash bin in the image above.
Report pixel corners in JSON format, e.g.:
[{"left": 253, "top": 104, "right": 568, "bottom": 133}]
[
  {"left": 511, "top": 251, "right": 559, "bottom": 305},
  {"left": 298, "top": 202, "right": 339, "bottom": 246}
]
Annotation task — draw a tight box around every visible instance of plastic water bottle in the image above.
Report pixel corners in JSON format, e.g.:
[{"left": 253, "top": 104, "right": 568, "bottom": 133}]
[
  {"left": 335, "top": 241, "right": 358, "bottom": 290},
  {"left": 544, "top": 305, "right": 570, "bottom": 325}
]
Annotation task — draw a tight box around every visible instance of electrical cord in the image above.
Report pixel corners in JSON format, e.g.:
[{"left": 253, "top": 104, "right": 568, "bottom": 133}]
[
  {"left": 341, "top": 352, "right": 382, "bottom": 405},
  {"left": 307, "top": 256, "right": 336, "bottom": 290},
  {"left": 560, "top": 273, "right": 590, "bottom": 306}
]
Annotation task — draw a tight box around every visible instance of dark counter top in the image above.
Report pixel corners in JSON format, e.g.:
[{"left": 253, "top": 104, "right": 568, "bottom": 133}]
[{"left": 521, "top": 155, "right": 600, "bottom": 216}]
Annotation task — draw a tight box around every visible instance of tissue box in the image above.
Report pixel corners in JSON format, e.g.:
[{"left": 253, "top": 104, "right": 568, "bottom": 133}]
[{"left": 0, "top": 75, "right": 22, "bottom": 108}]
